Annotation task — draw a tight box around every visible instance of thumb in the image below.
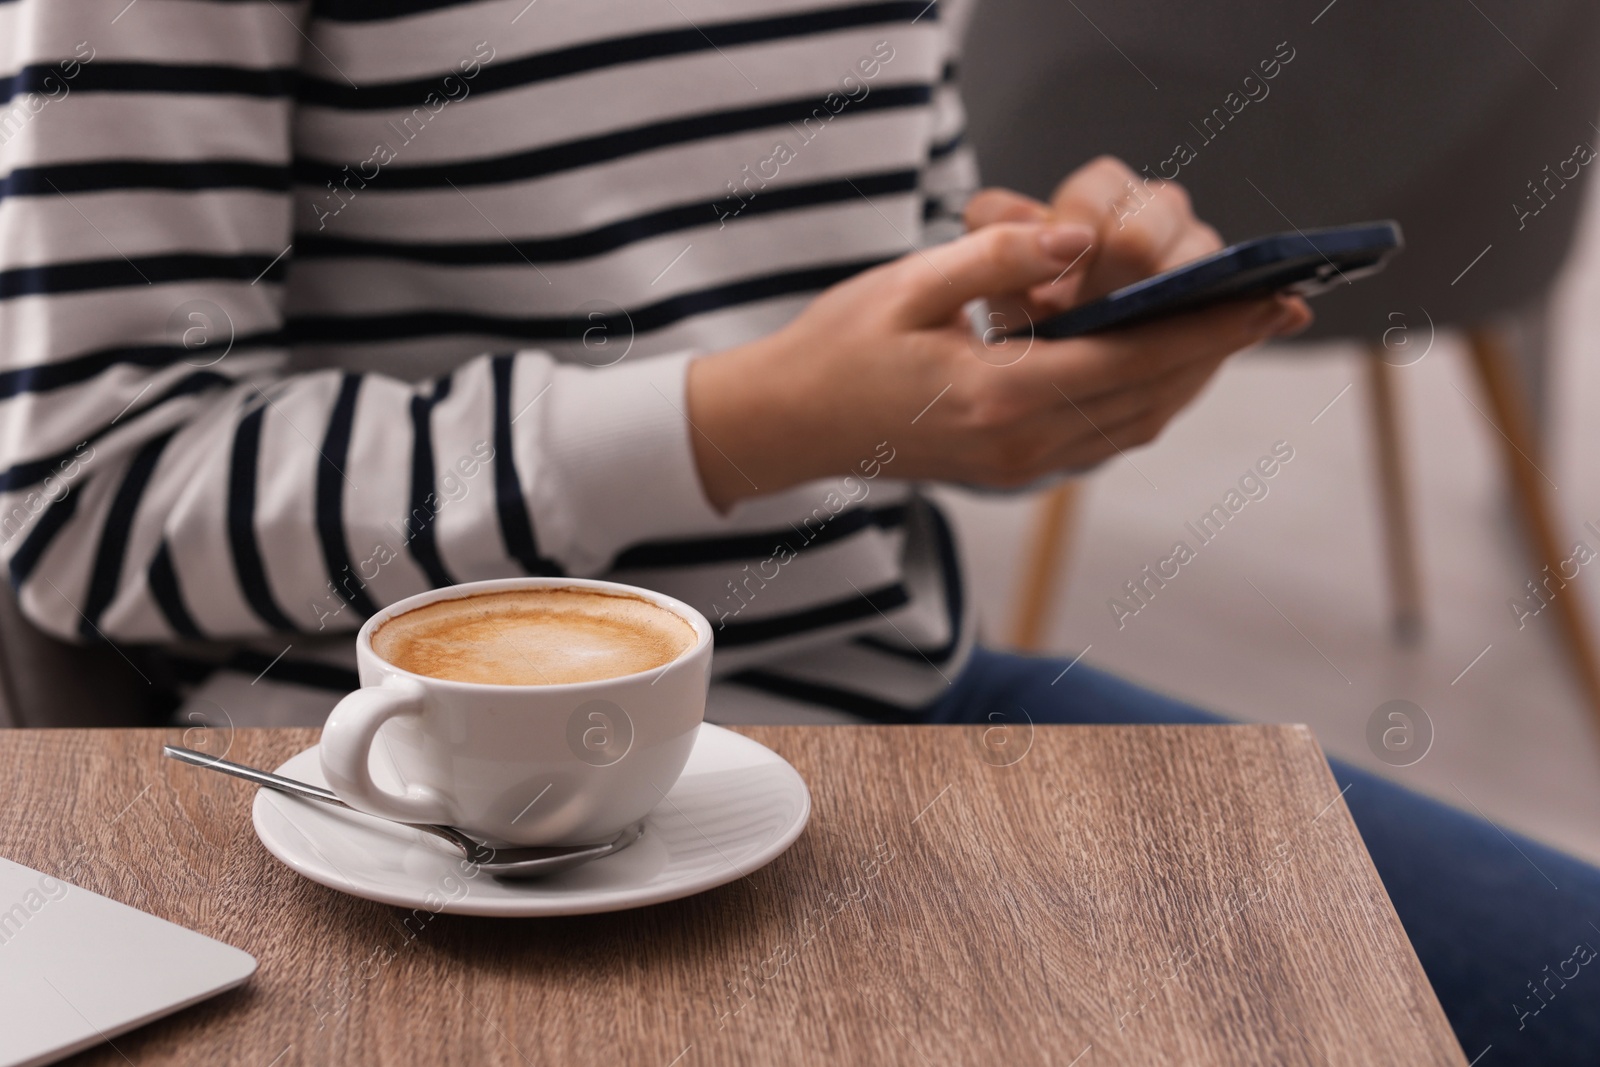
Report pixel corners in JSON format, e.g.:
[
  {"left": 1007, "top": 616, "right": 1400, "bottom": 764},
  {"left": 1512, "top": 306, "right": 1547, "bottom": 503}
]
[
  {"left": 964, "top": 187, "right": 1051, "bottom": 230},
  {"left": 895, "top": 221, "right": 1096, "bottom": 327}
]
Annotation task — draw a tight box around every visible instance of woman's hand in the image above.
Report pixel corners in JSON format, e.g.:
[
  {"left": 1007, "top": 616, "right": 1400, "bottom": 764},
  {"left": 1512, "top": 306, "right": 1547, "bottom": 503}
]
[
  {"left": 966, "top": 155, "right": 1295, "bottom": 315},
  {"left": 686, "top": 174, "right": 1308, "bottom": 511}
]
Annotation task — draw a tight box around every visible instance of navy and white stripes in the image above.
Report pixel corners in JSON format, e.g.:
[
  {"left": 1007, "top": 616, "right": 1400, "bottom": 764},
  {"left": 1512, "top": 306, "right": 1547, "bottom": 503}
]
[{"left": 0, "top": 0, "right": 978, "bottom": 722}]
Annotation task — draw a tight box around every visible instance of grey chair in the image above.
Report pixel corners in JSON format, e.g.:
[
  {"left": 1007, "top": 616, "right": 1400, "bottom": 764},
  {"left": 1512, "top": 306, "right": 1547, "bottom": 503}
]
[{"left": 963, "top": 0, "right": 1600, "bottom": 721}]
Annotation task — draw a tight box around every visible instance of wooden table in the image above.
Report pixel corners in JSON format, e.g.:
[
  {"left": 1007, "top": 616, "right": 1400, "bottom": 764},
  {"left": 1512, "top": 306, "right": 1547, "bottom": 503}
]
[{"left": 0, "top": 725, "right": 1465, "bottom": 1066}]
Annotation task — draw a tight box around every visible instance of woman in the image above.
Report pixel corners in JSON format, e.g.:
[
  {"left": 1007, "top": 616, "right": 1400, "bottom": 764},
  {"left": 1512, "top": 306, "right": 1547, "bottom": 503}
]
[{"left": 0, "top": 1, "right": 1593, "bottom": 1058}]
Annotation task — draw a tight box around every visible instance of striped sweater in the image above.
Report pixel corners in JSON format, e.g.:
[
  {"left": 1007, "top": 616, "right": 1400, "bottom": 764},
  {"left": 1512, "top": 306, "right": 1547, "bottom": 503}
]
[{"left": 0, "top": 0, "right": 978, "bottom": 726}]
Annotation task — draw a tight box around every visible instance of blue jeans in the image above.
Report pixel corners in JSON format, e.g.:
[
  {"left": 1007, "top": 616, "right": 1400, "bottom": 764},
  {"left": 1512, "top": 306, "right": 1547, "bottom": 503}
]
[{"left": 923, "top": 648, "right": 1600, "bottom": 1064}]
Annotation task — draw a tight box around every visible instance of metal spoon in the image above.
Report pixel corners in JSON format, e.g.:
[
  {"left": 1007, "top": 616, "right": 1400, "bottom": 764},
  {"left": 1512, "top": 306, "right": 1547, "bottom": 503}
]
[{"left": 162, "top": 745, "right": 642, "bottom": 879}]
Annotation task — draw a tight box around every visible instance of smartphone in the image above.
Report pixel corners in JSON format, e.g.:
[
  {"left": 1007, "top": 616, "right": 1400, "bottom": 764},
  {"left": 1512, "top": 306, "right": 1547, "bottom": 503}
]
[{"left": 1025, "top": 220, "right": 1403, "bottom": 339}]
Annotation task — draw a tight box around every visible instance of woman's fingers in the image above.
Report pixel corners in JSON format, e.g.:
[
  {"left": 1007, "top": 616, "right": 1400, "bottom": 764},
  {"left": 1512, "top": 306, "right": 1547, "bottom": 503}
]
[
  {"left": 1157, "top": 221, "right": 1225, "bottom": 272},
  {"left": 1023, "top": 216, "right": 1224, "bottom": 314},
  {"left": 964, "top": 187, "right": 1052, "bottom": 229},
  {"left": 1018, "top": 294, "right": 1306, "bottom": 402},
  {"left": 964, "top": 188, "right": 1094, "bottom": 317},
  {"left": 1048, "top": 157, "right": 1198, "bottom": 293},
  {"left": 1057, "top": 353, "right": 1225, "bottom": 433},
  {"left": 893, "top": 220, "right": 1096, "bottom": 327}
]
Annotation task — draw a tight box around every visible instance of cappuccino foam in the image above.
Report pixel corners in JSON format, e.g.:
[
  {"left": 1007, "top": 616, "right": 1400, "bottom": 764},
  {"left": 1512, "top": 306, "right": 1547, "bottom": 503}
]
[{"left": 373, "top": 588, "right": 696, "bottom": 685}]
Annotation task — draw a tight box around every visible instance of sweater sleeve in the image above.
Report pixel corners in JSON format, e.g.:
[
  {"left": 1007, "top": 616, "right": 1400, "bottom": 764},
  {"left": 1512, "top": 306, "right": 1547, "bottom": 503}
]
[{"left": 0, "top": 3, "right": 724, "bottom": 644}]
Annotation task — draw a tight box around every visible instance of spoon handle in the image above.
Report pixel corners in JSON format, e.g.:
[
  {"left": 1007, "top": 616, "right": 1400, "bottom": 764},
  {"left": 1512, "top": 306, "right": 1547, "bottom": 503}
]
[
  {"left": 162, "top": 745, "right": 481, "bottom": 858},
  {"left": 163, "top": 744, "right": 641, "bottom": 877},
  {"left": 163, "top": 745, "right": 347, "bottom": 808}
]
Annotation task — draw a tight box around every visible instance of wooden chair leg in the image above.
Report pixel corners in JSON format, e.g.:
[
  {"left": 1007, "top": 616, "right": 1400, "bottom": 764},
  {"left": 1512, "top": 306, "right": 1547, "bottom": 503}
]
[
  {"left": 1365, "top": 348, "right": 1425, "bottom": 643},
  {"left": 1465, "top": 326, "right": 1600, "bottom": 731},
  {"left": 1009, "top": 480, "right": 1082, "bottom": 652}
]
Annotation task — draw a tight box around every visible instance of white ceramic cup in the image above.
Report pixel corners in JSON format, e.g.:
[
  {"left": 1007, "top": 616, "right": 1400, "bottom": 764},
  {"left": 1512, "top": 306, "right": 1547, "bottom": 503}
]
[{"left": 320, "top": 577, "right": 713, "bottom": 846}]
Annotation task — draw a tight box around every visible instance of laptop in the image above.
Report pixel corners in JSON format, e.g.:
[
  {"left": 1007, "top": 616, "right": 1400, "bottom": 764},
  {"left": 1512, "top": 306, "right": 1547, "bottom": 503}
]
[{"left": 0, "top": 857, "right": 256, "bottom": 1067}]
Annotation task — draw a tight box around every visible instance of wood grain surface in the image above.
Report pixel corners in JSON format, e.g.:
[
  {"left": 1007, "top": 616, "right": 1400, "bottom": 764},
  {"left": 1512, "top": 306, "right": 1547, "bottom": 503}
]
[{"left": 0, "top": 725, "right": 1466, "bottom": 1066}]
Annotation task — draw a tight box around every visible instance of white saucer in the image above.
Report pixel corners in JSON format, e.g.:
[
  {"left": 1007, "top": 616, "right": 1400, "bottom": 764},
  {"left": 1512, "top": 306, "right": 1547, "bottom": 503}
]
[{"left": 252, "top": 724, "right": 810, "bottom": 917}]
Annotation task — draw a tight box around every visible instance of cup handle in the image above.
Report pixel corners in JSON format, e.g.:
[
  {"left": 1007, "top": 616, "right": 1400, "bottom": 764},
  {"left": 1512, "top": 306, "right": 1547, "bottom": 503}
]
[{"left": 319, "top": 677, "right": 450, "bottom": 825}]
